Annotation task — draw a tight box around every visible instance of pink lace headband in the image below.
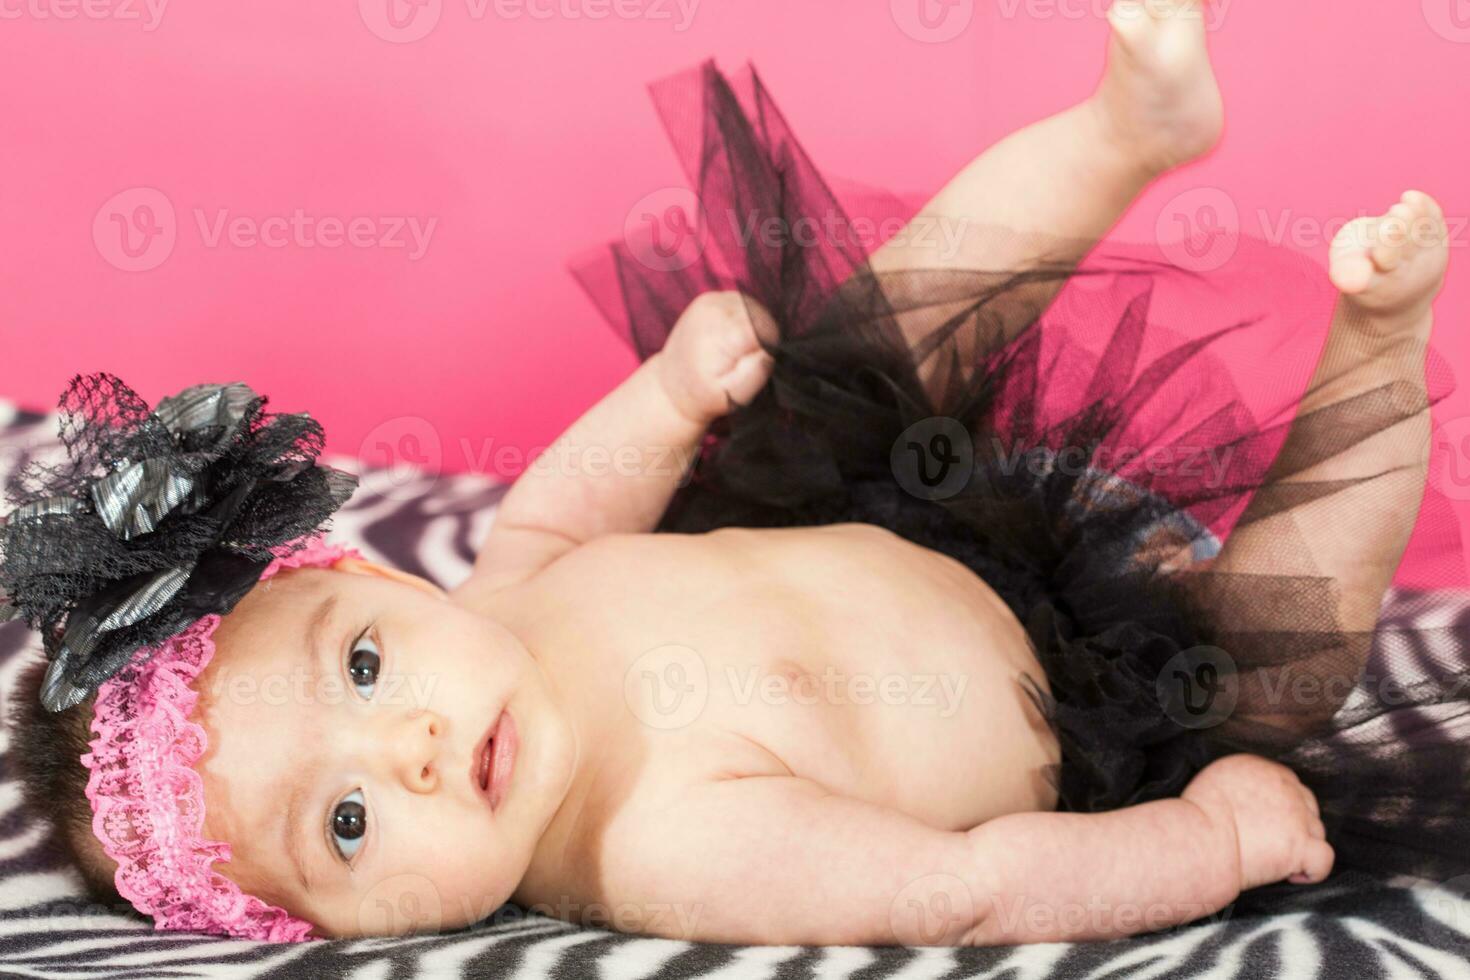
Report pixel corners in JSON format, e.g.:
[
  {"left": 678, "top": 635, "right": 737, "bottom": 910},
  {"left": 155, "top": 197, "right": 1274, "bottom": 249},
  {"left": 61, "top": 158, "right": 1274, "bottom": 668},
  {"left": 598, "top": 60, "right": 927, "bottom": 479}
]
[{"left": 80, "top": 535, "right": 360, "bottom": 942}]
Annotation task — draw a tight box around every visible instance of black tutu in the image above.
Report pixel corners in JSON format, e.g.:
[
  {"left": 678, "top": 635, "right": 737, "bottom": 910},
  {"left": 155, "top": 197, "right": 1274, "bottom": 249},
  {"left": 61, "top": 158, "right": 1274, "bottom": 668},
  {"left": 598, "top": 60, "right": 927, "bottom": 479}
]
[{"left": 570, "top": 60, "right": 1470, "bottom": 886}]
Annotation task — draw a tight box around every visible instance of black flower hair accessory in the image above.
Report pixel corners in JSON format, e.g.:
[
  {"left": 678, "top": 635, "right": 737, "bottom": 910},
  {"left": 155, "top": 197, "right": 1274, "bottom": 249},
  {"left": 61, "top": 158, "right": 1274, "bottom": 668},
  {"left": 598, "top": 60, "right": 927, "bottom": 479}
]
[{"left": 0, "top": 374, "right": 358, "bottom": 712}]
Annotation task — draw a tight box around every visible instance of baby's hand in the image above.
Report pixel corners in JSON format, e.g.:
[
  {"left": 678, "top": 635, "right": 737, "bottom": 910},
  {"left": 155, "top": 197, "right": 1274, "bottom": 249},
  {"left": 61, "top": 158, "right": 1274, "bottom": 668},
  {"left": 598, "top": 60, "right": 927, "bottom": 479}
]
[
  {"left": 656, "top": 291, "right": 778, "bottom": 424},
  {"left": 1182, "top": 754, "right": 1334, "bottom": 892}
]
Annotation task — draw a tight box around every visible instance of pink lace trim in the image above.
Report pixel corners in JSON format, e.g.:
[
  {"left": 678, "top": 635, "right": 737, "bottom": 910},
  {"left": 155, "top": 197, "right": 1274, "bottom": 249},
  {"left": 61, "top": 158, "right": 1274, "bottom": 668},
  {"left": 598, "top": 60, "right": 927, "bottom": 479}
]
[{"left": 81, "top": 535, "right": 361, "bottom": 942}]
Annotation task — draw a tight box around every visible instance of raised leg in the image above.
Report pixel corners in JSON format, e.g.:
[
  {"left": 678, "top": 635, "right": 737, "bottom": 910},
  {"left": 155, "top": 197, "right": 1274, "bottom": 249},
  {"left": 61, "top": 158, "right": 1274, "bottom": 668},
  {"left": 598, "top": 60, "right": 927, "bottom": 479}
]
[
  {"left": 866, "top": 0, "right": 1224, "bottom": 396},
  {"left": 1204, "top": 191, "right": 1449, "bottom": 734}
]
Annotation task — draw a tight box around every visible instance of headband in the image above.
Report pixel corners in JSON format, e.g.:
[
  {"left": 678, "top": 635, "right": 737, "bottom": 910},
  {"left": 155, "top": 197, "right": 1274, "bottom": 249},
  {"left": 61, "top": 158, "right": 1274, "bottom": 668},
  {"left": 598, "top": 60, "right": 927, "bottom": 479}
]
[{"left": 1, "top": 374, "right": 359, "bottom": 939}]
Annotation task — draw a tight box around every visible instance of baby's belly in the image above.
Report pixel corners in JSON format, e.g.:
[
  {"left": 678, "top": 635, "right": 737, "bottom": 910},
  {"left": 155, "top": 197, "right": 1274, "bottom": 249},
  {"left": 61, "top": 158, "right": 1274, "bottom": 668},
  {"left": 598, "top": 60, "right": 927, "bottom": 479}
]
[{"left": 674, "top": 524, "right": 1063, "bottom": 829}]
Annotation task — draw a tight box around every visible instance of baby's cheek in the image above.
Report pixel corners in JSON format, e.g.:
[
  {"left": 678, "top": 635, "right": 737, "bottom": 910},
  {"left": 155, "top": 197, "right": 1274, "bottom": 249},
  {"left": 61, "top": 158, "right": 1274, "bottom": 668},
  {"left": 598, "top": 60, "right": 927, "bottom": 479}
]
[{"left": 350, "top": 820, "right": 522, "bottom": 935}]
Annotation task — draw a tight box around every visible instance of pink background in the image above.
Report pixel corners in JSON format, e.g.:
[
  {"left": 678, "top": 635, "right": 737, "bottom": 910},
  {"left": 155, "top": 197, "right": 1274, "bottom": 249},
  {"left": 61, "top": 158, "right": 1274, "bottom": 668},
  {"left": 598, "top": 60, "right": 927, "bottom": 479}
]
[{"left": 2, "top": 0, "right": 1469, "bottom": 578}]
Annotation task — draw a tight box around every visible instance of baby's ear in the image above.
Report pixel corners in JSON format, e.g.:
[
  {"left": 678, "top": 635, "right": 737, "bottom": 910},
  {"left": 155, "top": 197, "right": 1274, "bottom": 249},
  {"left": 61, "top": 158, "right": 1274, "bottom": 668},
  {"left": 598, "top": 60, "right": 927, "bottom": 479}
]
[{"left": 331, "top": 556, "right": 447, "bottom": 601}]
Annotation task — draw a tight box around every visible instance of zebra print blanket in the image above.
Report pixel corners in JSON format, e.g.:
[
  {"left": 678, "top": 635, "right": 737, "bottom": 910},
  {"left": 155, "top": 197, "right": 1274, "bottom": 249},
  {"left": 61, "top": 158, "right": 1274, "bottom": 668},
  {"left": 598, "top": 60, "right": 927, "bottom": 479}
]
[{"left": 3, "top": 400, "right": 1470, "bottom": 979}]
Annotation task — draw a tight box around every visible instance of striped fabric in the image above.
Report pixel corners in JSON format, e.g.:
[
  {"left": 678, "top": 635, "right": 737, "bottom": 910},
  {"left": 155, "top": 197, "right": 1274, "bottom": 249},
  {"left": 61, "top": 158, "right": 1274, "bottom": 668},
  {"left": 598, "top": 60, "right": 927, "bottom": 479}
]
[{"left": 3, "top": 403, "right": 1470, "bottom": 979}]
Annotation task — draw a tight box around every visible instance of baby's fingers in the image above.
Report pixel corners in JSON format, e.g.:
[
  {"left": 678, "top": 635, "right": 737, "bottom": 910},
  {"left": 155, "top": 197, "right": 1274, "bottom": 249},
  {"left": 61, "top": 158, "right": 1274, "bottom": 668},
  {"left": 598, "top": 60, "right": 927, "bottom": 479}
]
[
  {"left": 1298, "top": 784, "right": 1320, "bottom": 820},
  {"left": 1287, "top": 839, "right": 1335, "bottom": 885},
  {"left": 720, "top": 348, "right": 776, "bottom": 407}
]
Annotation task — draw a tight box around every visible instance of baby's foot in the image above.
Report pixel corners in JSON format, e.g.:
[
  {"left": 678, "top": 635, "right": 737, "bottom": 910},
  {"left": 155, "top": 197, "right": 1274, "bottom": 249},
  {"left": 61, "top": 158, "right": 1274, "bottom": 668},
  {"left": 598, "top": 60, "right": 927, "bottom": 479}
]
[
  {"left": 1329, "top": 190, "right": 1450, "bottom": 335},
  {"left": 1094, "top": 0, "right": 1223, "bottom": 176}
]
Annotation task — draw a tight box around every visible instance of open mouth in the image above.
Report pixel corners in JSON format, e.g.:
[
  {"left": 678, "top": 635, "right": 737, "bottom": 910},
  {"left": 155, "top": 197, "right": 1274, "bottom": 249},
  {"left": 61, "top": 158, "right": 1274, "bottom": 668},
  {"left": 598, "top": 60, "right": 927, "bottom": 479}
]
[{"left": 474, "top": 710, "right": 518, "bottom": 812}]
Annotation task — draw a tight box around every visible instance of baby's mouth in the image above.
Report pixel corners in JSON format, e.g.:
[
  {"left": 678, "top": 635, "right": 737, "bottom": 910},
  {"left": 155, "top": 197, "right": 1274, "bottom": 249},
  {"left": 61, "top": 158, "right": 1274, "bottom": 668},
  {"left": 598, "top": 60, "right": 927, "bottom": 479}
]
[
  {"left": 474, "top": 709, "right": 518, "bottom": 812},
  {"left": 477, "top": 736, "right": 493, "bottom": 793}
]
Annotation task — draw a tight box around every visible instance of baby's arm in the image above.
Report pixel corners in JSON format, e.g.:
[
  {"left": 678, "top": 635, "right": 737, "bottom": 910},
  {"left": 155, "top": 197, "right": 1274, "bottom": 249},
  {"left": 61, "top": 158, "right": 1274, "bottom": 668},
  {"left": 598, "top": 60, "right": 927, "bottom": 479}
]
[
  {"left": 604, "top": 755, "right": 1329, "bottom": 946},
  {"left": 474, "top": 292, "right": 775, "bottom": 589}
]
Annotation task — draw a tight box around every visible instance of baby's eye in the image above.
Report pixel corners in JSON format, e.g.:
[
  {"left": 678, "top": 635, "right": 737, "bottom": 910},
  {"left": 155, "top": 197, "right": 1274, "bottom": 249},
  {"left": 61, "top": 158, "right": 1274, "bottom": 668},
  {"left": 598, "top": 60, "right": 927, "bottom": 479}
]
[
  {"left": 347, "top": 635, "right": 381, "bottom": 699},
  {"left": 331, "top": 789, "right": 368, "bottom": 861}
]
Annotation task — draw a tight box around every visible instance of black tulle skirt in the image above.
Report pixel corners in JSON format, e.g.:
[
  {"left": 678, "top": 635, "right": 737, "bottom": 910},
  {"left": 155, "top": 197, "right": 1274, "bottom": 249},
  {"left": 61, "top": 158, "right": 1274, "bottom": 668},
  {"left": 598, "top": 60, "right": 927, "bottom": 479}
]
[{"left": 570, "top": 60, "right": 1470, "bottom": 887}]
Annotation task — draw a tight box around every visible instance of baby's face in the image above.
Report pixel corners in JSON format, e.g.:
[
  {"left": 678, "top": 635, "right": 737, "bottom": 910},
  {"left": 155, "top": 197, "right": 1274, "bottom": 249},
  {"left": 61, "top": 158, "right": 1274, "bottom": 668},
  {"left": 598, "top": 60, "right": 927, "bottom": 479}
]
[{"left": 192, "top": 559, "right": 576, "bottom": 937}]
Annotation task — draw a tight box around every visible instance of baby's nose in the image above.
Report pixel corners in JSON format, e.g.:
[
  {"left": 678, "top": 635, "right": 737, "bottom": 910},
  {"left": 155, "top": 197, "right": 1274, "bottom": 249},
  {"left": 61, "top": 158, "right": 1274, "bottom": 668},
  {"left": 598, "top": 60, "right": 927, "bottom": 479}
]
[{"left": 388, "top": 709, "right": 445, "bottom": 793}]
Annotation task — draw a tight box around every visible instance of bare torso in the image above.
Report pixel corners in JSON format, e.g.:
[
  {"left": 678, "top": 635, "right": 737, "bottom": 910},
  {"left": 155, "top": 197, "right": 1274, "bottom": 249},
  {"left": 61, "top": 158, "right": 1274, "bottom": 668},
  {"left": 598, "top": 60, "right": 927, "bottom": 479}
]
[{"left": 460, "top": 522, "right": 1061, "bottom": 909}]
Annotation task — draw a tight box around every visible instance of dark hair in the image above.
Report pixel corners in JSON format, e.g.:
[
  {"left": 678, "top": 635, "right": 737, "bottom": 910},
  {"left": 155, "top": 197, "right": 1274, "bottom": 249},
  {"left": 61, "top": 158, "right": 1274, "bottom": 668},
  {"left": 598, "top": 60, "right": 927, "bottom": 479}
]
[{"left": 7, "top": 655, "right": 123, "bottom": 906}]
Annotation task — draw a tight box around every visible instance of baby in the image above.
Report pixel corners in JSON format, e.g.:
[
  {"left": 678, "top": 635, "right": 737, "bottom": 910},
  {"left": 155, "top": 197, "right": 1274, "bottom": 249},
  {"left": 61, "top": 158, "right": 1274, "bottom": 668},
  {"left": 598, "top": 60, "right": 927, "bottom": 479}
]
[{"left": 6, "top": 0, "right": 1460, "bottom": 948}]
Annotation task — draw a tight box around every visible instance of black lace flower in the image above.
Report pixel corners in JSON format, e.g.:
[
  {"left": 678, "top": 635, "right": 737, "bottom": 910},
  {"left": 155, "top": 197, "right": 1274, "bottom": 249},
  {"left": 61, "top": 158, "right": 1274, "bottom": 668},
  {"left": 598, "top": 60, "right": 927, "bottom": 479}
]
[{"left": 0, "top": 374, "right": 358, "bottom": 711}]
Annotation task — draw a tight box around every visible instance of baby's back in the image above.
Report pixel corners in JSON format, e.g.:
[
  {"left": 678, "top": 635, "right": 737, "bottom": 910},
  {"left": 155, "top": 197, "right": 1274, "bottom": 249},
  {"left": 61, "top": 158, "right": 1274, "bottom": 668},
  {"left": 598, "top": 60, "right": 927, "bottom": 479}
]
[{"left": 465, "top": 523, "right": 1061, "bottom": 911}]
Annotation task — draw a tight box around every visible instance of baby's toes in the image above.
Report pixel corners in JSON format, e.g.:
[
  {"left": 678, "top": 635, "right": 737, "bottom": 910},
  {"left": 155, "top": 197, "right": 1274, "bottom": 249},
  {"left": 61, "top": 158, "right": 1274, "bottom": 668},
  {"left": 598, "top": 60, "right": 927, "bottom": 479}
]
[
  {"left": 1329, "top": 191, "right": 1450, "bottom": 320},
  {"left": 1328, "top": 216, "right": 1381, "bottom": 294},
  {"left": 1369, "top": 204, "right": 1414, "bottom": 273}
]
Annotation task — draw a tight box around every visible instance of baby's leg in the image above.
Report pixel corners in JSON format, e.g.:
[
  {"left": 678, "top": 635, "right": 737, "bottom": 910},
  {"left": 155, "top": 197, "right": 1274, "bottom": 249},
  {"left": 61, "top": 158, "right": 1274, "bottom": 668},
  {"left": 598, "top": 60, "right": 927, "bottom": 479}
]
[
  {"left": 1204, "top": 192, "right": 1449, "bottom": 734},
  {"left": 867, "top": 0, "right": 1223, "bottom": 393}
]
